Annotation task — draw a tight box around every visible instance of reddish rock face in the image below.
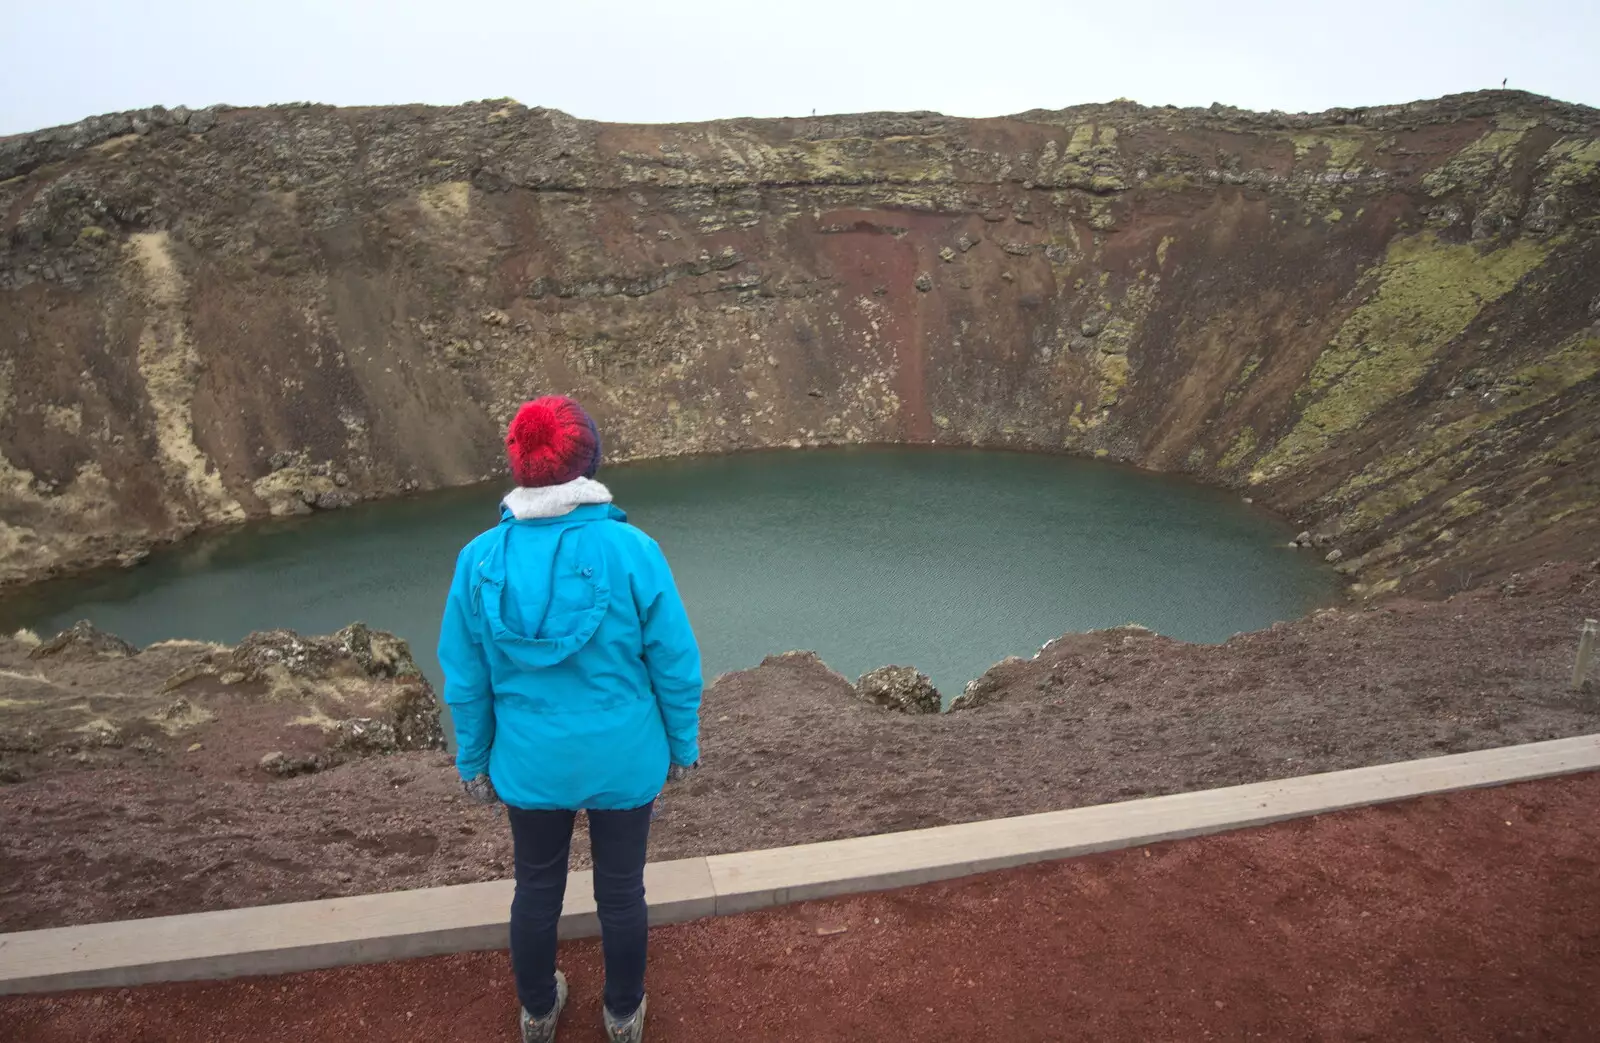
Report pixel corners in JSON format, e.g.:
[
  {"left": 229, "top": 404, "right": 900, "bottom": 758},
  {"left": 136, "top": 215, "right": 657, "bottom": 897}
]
[{"left": 1, "top": 92, "right": 1597, "bottom": 595}]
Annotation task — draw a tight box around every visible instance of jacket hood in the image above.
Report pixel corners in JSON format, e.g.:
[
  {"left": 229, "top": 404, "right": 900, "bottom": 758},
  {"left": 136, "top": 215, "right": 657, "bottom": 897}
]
[{"left": 474, "top": 501, "right": 625, "bottom": 667}]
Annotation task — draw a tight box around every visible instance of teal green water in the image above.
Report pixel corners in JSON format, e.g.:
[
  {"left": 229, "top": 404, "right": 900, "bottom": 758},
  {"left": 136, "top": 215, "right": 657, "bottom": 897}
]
[{"left": 6, "top": 448, "right": 1337, "bottom": 698}]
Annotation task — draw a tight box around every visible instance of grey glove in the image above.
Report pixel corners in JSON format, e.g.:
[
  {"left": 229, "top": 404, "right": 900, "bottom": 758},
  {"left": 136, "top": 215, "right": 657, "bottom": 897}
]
[
  {"left": 667, "top": 761, "right": 699, "bottom": 783},
  {"left": 463, "top": 773, "right": 499, "bottom": 805}
]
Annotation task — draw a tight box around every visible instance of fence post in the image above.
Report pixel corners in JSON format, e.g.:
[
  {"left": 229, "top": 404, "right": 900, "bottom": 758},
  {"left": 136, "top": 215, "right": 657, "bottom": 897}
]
[{"left": 1575, "top": 619, "right": 1599, "bottom": 692}]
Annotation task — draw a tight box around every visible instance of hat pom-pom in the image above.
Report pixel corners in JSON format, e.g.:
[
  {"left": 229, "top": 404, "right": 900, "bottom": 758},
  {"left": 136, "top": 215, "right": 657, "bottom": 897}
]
[{"left": 507, "top": 399, "right": 559, "bottom": 454}]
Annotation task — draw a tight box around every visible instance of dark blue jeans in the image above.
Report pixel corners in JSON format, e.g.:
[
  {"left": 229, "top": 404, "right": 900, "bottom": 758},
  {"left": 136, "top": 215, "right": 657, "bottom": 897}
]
[{"left": 507, "top": 802, "right": 653, "bottom": 1019}]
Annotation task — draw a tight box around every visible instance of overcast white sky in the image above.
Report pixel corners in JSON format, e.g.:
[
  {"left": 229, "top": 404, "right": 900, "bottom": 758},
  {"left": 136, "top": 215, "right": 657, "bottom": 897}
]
[{"left": 3, "top": 0, "right": 1595, "bottom": 136}]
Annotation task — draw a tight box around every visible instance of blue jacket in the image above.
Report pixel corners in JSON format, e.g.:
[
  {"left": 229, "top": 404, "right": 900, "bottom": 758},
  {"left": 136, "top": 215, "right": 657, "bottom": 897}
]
[{"left": 437, "top": 488, "right": 702, "bottom": 811}]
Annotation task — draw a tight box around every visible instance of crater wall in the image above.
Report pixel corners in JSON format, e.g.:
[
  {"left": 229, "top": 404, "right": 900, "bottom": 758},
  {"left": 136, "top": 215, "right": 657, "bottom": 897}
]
[{"left": 3, "top": 92, "right": 1598, "bottom": 594}]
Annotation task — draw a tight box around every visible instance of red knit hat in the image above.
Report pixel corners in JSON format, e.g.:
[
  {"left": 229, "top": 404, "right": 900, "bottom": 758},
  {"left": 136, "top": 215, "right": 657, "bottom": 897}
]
[{"left": 505, "top": 396, "right": 603, "bottom": 488}]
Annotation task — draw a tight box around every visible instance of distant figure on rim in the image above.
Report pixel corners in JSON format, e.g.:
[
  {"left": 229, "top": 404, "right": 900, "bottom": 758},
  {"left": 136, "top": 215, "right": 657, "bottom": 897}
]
[{"left": 438, "top": 395, "right": 703, "bottom": 1043}]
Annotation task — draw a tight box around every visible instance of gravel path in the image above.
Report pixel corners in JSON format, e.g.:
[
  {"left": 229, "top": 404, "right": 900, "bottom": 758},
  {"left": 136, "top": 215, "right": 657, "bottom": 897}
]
[{"left": 6, "top": 772, "right": 1598, "bottom": 1042}]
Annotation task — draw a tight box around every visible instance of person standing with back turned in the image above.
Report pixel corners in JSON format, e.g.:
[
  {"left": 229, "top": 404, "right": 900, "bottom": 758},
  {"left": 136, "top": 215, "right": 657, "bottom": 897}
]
[{"left": 438, "top": 395, "right": 703, "bottom": 1043}]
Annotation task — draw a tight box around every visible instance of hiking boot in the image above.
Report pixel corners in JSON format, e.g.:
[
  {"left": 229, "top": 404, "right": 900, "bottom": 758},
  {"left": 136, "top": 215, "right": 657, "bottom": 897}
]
[
  {"left": 603, "top": 995, "right": 648, "bottom": 1043},
  {"left": 520, "top": 970, "right": 568, "bottom": 1043}
]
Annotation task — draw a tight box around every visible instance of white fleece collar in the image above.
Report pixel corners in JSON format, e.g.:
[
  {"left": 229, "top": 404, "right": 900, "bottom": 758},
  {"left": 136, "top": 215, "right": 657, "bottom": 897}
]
[{"left": 502, "top": 478, "right": 613, "bottom": 520}]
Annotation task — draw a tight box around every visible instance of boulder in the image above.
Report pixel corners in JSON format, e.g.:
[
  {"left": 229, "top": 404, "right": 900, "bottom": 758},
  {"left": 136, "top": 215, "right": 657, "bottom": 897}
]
[
  {"left": 259, "top": 750, "right": 322, "bottom": 777},
  {"left": 229, "top": 629, "right": 343, "bottom": 678},
  {"left": 227, "top": 623, "right": 420, "bottom": 681},
  {"left": 336, "top": 622, "right": 423, "bottom": 679},
  {"left": 187, "top": 106, "right": 218, "bottom": 134},
  {"left": 331, "top": 717, "right": 400, "bottom": 754},
  {"left": 369, "top": 681, "right": 443, "bottom": 751},
  {"left": 854, "top": 666, "right": 941, "bottom": 714},
  {"left": 77, "top": 721, "right": 123, "bottom": 748},
  {"left": 313, "top": 489, "right": 358, "bottom": 510},
  {"left": 760, "top": 650, "right": 831, "bottom": 670},
  {"left": 170, "top": 624, "right": 444, "bottom": 752},
  {"left": 29, "top": 621, "right": 137, "bottom": 661},
  {"left": 948, "top": 676, "right": 1003, "bottom": 712},
  {"left": 948, "top": 655, "right": 1037, "bottom": 712}
]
